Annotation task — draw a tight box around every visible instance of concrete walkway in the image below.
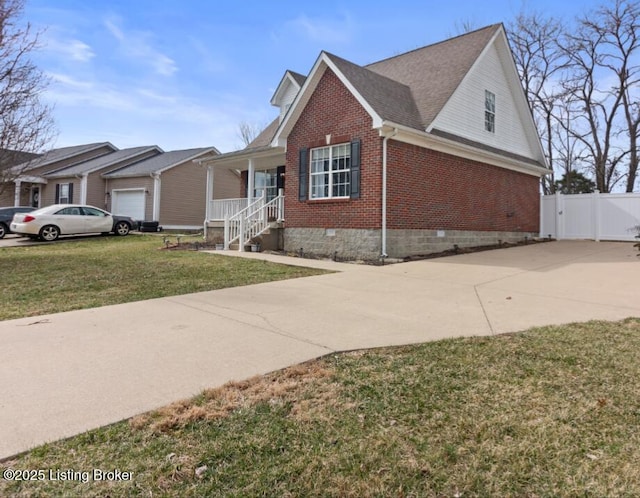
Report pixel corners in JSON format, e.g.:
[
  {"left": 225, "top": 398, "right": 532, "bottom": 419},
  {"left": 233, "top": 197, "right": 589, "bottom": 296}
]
[{"left": 1, "top": 240, "right": 639, "bottom": 459}]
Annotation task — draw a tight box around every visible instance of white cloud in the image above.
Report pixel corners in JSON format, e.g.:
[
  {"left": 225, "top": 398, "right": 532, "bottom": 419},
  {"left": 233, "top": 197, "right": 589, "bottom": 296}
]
[
  {"left": 42, "top": 34, "right": 95, "bottom": 62},
  {"left": 287, "top": 13, "right": 354, "bottom": 44},
  {"left": 104, "top": 15, "right": 178, "bottom": 76}
]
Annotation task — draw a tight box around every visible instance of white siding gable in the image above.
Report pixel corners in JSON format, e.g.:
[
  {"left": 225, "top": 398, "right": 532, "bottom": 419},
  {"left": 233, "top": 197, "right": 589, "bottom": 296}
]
[
  {"left": 430, "top": 41, "right": 537, "bottom": 160},
  {"left": 278, "top": 81, "right": 299, "bottom": 122}
]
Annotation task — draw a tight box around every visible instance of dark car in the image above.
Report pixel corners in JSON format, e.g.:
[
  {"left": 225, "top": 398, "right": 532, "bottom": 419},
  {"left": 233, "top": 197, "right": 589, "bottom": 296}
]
[{"left": 0, "top": 206, "right": 34, "bottom": 238}]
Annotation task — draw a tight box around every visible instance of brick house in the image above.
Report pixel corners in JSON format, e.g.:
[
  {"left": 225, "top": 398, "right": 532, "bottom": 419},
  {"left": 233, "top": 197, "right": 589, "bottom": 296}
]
[{"left": 200, "top": 24, "right": 549, "bottom": 259}]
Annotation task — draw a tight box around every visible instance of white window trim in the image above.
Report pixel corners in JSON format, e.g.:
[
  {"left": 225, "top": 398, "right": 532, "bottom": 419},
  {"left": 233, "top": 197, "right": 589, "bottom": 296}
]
[
  {"left": 485, "top": 90, "right": 496, "bottom": 133},
  {"left": 59, "top": 183, "right": 71, "bottom": 204},
  {"left": 309, "top": 143, "right": 351, "bottom": 200}
]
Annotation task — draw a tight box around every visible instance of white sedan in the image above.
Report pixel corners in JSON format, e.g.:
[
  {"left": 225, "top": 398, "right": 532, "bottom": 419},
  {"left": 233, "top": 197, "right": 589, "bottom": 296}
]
[{"left": 11, "top": 204, "right": 136, "bottom": 241}]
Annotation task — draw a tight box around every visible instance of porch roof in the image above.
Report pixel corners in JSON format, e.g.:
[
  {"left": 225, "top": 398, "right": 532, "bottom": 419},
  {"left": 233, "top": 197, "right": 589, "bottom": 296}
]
[{"left": 196, "top": 143, "right": 284, "bottom": 171}]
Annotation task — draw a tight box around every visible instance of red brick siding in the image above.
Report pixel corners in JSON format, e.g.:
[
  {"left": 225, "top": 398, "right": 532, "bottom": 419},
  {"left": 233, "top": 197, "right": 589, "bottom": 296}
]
[
  {"left": 285, "top": 69, "right": 382, "bottom": 229},
  {"left": 387, "top": 142, "right": 539, "bottom": 232},
  {"left": 285, "top": 68, "right": 540, "bottom": 233}
]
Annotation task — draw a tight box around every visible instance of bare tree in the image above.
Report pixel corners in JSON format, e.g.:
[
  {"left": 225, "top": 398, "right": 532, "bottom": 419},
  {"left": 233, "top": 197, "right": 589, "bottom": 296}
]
[
  {"left": 507, "top": 13, "right": 566, "bottom": 194},
  {"left": 237, "top": 121, "right": 263, "bottom": 148},
  {"left": 557, "top": 0, "right": 639, "bottom": 193},
  {"left": 593, "top": 0, "right": 640, "bottom": 192},
  {"left": 0, "top": 0, "right": 55, "bottom": 197}
]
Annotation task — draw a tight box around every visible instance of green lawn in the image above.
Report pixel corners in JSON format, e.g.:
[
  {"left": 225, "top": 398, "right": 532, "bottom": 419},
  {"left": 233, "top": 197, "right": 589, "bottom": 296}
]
[
  {"left": 0, "top": 235, "right": 327, "bottom": 321},
  {"left": 2, "top": 319, "right": 639, "bottom": 497}
]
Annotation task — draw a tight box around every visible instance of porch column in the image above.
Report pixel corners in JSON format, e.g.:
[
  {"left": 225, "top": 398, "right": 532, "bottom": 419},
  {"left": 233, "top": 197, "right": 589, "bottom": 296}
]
[
  {"left": 14, "top": 180, "right": 21, "bottom": 206},
  {"left": 205, "top": 165, "right": 214, "bottom": 221},
  {"left": 247, "top": 159, "right": 255, "bottom": 202},
  {"left": 80, "top": 174, "right": 88, "bottom": 204},
  {"left": 152, "top": 174, "right": 161, "bottom": 221}
]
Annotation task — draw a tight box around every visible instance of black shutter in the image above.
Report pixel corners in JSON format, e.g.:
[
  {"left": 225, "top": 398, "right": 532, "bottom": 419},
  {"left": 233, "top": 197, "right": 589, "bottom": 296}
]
[
  {"left": 298, "top": 148, "right": 308, "bottom": 201},
  {"left": 350, "top": 139, "right": 361, "bottom": 199},
  {"left": 68, "top": 183, "right": 74, "bottom": 203},
  {"left": 55, "top": 184, "right": 60, "bottom": 203}
]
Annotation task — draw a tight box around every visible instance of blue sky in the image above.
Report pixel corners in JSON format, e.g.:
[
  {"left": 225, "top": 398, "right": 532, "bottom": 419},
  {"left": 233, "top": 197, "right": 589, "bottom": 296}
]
[{"left": 24, "top": 0, "right": 606, "bottom": 153}]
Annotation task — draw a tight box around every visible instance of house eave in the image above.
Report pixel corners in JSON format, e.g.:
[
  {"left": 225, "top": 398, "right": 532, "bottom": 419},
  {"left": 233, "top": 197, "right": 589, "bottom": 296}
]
[
  {"left": 379, "top": 121, "right": 550, "bottom": 177},
  {"left": 15, "top": 175, "right": 48, "bottom": 184},
  {"left": 196, "top": 146, "right": 285, "bottom": 167}
]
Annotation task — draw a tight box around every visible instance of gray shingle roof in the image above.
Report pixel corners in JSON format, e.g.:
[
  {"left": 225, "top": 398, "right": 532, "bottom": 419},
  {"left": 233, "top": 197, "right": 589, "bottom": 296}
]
[
  {"left": 46, "top": 146, "right": 161, "bottom": 177},
  {"left": 289, "top": 71, "right": 307, "bottom": 87},
  {"left": 16, "top": 142, "right": 117, "bottom": 173},
  {"left": 366, "top": 24, "right": 501, "bottom": 128},
  {"left": 246, "top": 118, "right": 280, "bottom": 149},
  {"left": 325, "top": 52, "right": 424, "bottom": 129},
  {"left": 103, "top": 147, "right": 216, "bottom": 177}
]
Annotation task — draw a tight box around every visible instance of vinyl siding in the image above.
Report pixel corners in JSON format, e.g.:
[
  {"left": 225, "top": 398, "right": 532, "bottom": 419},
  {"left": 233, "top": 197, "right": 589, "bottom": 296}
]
[
  {"left": 431, "top": 43, "right": 536, "bottom": 159},
  {"left": 279, "top": 80, "right": 300, "bottom": 122},
  {"left": 159, "top": 162, "right": 208, "bottom": 226},
  {"left": 86, "top": 172, "right": 108, "bottom": 209},
  {"left": 42, "top": 178, "right": 82, "bottom": 205}
]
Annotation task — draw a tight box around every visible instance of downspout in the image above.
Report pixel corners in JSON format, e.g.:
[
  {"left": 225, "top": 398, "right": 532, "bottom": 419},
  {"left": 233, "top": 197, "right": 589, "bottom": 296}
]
[{"left": 381, "top": 128, "right": 398, "bottom": 259}]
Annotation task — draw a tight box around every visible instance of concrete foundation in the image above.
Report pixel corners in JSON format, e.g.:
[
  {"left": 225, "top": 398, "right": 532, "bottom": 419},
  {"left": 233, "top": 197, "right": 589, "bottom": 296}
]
[{"left": 284, "top": 227, "right": 538, "bottom": 260}]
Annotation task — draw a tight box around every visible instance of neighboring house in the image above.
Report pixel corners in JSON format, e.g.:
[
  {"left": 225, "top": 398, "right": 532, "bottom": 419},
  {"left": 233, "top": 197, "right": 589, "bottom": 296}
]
[
  {"left": 199, "top": 24, "right": 550, "bottom": 259},
  {"left": 43, "top": 146, "right": 163, "bottom": 209},
  {"left": 103, "top": 147, "right": 226, "bottom": 229},
  {"left": 0, "top": 142, "right": 117, "bottom": 208},
  {"left": 1, "top": 143, "right": 232, "bottom": 231}
]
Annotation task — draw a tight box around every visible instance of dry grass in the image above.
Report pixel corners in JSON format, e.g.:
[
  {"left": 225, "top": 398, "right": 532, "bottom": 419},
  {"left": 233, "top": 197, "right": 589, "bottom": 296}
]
[{"left": 2, "top": 318, "right": 640, "bottom": 497}]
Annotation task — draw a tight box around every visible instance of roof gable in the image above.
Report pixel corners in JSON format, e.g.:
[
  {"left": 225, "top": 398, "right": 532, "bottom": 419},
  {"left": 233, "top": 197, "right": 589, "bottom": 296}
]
[
  {"left": 16, "top": 142, "right": 117, "bottom": 173},
  {"left": 103, "top": 147, "right": 218, "bottom": 178},
  {"left": 273, "top": 26, "right": 501, "bottom": 146},
  {"left": 45, "top": 146, "right": 163, "bottom": 178},
  {"left": 367, "top": 24, "right": 501, "bottom": 128},
  {"left": 429, "top": 27, "right": 547, "bottom": 166},
  {"left": 270, "top": 70, "right": 306, "bottom": 106}
]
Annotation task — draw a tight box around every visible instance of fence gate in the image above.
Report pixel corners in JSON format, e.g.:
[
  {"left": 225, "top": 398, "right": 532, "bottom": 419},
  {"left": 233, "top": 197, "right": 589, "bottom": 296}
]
[{"left": 540, "top": 192, "right": 640, "bottom": 241}]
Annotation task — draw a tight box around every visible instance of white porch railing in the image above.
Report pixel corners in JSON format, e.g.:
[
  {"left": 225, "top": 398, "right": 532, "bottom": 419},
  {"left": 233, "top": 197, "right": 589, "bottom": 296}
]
[
  {"left": 209, "top": 197, "right": 260, "bottom": 221},
  {"left": 224, "top": 190, "right": 284, "bottom": 251}
]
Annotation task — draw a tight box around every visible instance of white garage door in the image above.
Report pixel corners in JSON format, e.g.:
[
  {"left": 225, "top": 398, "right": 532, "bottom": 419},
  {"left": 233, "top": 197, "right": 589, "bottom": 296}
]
[{"left": 112, "top": 189, "right": 145, "bottom": 221}]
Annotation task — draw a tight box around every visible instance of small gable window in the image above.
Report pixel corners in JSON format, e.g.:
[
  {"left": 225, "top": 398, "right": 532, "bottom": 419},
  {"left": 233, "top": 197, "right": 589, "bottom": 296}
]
[
  {"left": 310, "top": 143, "right": 351, "bottom": 199},
  {"left": 485, "top": 90, "right": 496, "bottom": 133}
]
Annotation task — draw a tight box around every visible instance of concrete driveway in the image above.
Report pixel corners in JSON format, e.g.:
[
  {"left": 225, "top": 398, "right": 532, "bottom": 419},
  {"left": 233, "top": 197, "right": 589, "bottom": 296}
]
[{"left": 0, "top": 240, "right": 638, "bottom": 459}]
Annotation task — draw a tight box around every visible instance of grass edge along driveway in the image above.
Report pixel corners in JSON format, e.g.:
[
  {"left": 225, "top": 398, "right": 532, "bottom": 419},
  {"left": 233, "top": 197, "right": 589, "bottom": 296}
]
[{"left": 0, "top": 235, "right": 328, "bottom": 322}]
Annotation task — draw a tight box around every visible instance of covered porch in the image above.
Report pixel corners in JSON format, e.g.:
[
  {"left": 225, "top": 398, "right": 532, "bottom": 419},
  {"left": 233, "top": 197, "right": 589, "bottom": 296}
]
[
  {"left": 4, "top": 175, "right": 46, "bottom": 208},
  {"left": 198, "top": 145, "right": 286, "bottom": 250}
]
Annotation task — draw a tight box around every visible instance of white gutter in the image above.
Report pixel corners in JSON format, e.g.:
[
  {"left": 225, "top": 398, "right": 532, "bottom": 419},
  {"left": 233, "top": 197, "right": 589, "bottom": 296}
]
[{"left": 381, "top": 127, "right": 398, "bottom": 258}]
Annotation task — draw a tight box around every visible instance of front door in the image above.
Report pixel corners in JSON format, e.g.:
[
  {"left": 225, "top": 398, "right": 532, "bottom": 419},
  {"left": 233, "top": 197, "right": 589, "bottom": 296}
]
[
  {"left": 30, "top": 186, "right": 40, "bottom": 208},
  {"left": 253, "top": 166, "right": 285, "bottom": 201}
]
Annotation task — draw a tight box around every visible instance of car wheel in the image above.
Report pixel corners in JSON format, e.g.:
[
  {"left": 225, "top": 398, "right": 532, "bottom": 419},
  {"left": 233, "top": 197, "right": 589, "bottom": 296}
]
[
  {"left": 113, "top": 221, "right": 130, "bottom": 236},
  {"left": 0, "top": 223, "right": 7, "bottom": 239},
  {"left": 39, "top": 225, "right": 60, "bottom": 241}
]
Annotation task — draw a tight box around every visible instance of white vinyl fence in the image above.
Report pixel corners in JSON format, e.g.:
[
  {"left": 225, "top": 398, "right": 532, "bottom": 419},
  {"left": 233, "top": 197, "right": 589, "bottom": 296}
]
[{"left": 540, "top": 192, "right": 640, "bottom": 241}]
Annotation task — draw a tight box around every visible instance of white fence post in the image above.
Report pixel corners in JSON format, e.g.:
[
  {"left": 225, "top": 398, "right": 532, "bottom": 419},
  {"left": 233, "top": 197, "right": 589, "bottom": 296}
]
[
  {"left": 555, "top": 193, "right": 564, "bottom": 240},
  {"left": 592, "top": 190, "right": 600, "bottom": 242}
]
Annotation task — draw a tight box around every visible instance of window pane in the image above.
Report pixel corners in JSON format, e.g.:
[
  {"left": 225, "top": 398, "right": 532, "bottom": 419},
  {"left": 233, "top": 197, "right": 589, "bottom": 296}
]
[{"left": 309, "top": 143, "right": 352, "bottom": 199}]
